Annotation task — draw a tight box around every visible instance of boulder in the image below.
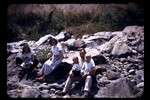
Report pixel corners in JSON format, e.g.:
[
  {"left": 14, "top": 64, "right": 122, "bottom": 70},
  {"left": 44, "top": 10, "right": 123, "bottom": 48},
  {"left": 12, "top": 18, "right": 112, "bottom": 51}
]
[
  {"left": 106, "top": 70, "right": 120, "bottom": 80},
  {"left": 106, "top": 78, "right": 135, "bottom": 98},
  {"left": 122, "top": 26, "right": 144, "bottom": 35},
  {"left": 45, "top": 62, "right": 72, "bottom": 83},
  {"left": 55, "top": 31, "right": 71, "bottom": 42},
  {"left": 92, "top": 54, "right": 107, "bottom": 65},
  {"left": 22, "top": 88, "right": 41, "bottom": 98},
  {"left": 112, "top": 39, "right": 129, "bottom": 57},
  {"left": 34, "top": 34, "right": 54, "bottom": 47}
]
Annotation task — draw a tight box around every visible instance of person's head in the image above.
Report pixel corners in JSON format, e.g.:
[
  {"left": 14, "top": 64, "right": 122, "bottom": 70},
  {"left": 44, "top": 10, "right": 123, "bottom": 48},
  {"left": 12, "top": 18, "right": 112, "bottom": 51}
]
[
  {"left": 72, "top": 56, "right": 79, "bottom": 64},
  {"left": 49, "top": 38, "right": 58, "bottom": 46},
  {"left": 61, "top": 41, "right": 66, "bottom": 48},
  {"left": 22, "top": 44, "right": 31, "bottom": 54},
  {"left": 79, "top": 49, "right": 86, "bottom": 59},
  {"left": 85, "top": 53, "right": 91, "bottom": 62}
]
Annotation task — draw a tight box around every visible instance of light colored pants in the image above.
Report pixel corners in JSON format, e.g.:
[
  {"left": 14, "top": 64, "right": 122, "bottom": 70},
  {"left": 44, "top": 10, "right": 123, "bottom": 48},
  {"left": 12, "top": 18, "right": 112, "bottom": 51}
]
[{"left": 63, "top": 75, "right": 92, "bottom": 93}]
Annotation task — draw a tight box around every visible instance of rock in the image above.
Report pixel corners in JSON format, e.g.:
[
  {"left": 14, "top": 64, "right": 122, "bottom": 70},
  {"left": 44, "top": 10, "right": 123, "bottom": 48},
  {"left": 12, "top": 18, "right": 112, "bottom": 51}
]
[
  {"left": 120, "top": 58, "right": 126, "bottom": 63},
  {"left": 94, "top": 87, "right": 109, "bottom": 98},
  {"left": 34, "top": 34, "right": 54, "bottom": 47},
  {"left": 137, "top": 44, "right": 144, "bottom": 53},
  {"left": 49, "top": 83, "right": 62, "bottom": 90},
  {"left": 129, "top": 69, "right": 135, "bottom": 75},
  {"left": 66, "top": 39, "right": 86, "bottom": 50},
  {"left": 7, "top": 90, "right": 22, "bottom": 98},
  {"left": 122, "top": 26, "right": 144, "bottom": 35},
  {"left": 85, "top": 48, "right": 100, "bottom": 57},
  {"left": 135, "top": 70, "right": 144, "bottom": 78},
  {"left": 41, "top": 90, "right": 50, "bottom": 98},
  {"left": 92, "top": 54, "right": 107, "bottom": 65},
  {"left": 111, "top": 31, "right": 124, "bottom": 38},
  {"left": 112, "top": 39, "right": 129, "bottom": 57},
  {"left": 98, "top": 76, "right": 111, "bottom": 85},
  {"left": 38, "top": 83, "right": 50, "bottom": 90},
  {"left": 106, "top": 78, "right": 136, "bottom": 98},
  {"left": 73, "top": 39, "right": 86, "bottom": 48},
  {"left": 98, "top": 35, "right": 120, "bottom": 53},
  {"left": 63, "top": 94, "right": 71, "bottom": 98},
  {"left": 55, "top": 31, "right": 71, "bottom": 42},
  {"left": 50, "top": 88, "right": 56, "bottom": 93},
  {"left": 22, "top": 88, "right": 41, "bottom": 98},
  {"left": 106, "top": 70, "right": 120, "bottom": 80},
  {"left": 136, "top": 82, "right": 144, "bottom": 88},
  {"left": 127, "top": 36, "right": 135, "bottom": 41},
  {"left": 49, "top": 62, "right": 72, "bottom": 80}
]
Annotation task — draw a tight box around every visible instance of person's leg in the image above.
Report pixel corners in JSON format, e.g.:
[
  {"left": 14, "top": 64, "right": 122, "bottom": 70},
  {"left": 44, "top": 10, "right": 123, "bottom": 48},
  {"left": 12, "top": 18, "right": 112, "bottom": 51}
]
[
  {"left": 16, "top": 57, "right": 23, "bottom": 66},
  {"left": 36, "top": 60, "right": 53, "bottom": 81},
  {"left": 62, "top": 76, "right": 74, "bottom": 93},
  {"left": 19, "top": 68, "right": 27, "bottom": 81},
  {"left": 83, "top": 75, "right": 92, "bottom": 97},
  {"left": 63, "top": 76, "right": 81, "bottom": 93}
]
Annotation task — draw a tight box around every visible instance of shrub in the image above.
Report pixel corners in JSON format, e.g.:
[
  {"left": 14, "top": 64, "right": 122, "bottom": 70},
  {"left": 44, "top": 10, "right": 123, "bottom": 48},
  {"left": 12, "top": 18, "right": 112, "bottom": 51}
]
[{"left": 36, "top": 47, "right": 52, "bottom": 63}]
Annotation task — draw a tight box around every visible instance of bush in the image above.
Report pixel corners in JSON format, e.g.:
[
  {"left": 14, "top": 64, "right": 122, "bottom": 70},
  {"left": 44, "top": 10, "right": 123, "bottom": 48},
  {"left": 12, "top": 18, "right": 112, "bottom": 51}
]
[
  {"left": 7, "top": 4, "right": 144, "bottom": 42},
  {"left": 36, "top": 47, "right": 52, "bottom": 63}
]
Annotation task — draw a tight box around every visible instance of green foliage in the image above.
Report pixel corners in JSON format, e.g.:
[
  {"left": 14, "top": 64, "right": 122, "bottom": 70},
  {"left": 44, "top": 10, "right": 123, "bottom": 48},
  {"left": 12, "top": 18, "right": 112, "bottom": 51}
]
[
  {"left": 36, "top": 47, "right": 52, "bottom": 63},
  {"left": 7, "top": 4, "right": 144, "bottom": 42}
]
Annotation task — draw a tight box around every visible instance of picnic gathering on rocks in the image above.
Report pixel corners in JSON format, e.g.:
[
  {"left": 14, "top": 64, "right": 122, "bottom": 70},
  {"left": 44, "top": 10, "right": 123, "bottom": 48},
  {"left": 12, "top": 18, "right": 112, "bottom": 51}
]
[{"left": 7, "top": 26, "right": 144, "bottom": 98}]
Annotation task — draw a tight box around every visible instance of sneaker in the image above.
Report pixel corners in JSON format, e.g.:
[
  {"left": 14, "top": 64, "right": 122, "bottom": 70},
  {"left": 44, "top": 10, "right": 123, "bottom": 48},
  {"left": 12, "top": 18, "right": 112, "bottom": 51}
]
[{"left": 83, "top": 91, "right": 89, "bottom": 98}]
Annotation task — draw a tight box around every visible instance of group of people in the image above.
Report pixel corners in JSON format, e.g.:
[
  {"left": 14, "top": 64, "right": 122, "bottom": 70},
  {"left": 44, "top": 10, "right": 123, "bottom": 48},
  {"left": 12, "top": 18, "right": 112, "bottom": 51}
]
[{"left": 16, "top": 38, "right": 96, "bottom": 97}]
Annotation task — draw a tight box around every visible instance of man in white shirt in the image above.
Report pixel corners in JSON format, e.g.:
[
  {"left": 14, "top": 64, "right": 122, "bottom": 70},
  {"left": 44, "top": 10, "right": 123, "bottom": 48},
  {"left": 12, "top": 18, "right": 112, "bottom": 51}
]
[{"left": 61, "top": 49, "right": 96, "bottom": 97}]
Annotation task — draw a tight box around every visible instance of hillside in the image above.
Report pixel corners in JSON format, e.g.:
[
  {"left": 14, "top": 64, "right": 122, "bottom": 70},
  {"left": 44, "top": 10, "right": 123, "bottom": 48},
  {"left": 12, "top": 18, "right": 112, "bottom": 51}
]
[{"left": 7, "top": 4, "right": 144, "bottom": 42}]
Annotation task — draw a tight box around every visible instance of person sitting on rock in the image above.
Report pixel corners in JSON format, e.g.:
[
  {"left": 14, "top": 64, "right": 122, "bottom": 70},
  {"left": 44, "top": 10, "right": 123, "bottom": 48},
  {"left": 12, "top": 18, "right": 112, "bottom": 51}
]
[
  {"left": 81, "top": 53, "right": 96, "bottom": 97},
  {"left": 18, "top": 57, "right": 33, "bottom": 81},
  {"left": 78, "top": 49, "right": 96, "bottom": 75},
  {"left": 60, "top": 56, "right": 82, "bottom": 96},
  {"left": 36, "top": 38, "right": 63, "bottom": 81},
  {"left": 16, "top": 44, "right": 38, "bottom": 68},
  {"left": 70, "top": 56, "right": 82, "bottom": 77},
  {"left": 60, "top": 41, "right": 68, "bottom": 58},
  {"left": 16, "top": 44, "right": 39, "bottom": 80}
]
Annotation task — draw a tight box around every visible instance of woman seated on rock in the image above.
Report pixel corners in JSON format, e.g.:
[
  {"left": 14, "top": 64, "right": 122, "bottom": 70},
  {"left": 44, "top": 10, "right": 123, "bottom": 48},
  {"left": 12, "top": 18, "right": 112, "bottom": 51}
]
[
  {"left": 36, "top": 38, "right": 63, "bottom": 81},
  {"left": 16, "top": 44, "right": 39, "bottom": 80}
]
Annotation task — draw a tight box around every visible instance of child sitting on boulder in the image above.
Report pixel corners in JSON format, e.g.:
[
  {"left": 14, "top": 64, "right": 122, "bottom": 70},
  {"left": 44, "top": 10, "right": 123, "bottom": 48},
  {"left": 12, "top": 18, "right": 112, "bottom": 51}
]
[
  {"left": 69, "top": 56, "right": 81, "bottom": 77},
  {"left": 18, "top": 57, "right": 33, "bottom": 81}
]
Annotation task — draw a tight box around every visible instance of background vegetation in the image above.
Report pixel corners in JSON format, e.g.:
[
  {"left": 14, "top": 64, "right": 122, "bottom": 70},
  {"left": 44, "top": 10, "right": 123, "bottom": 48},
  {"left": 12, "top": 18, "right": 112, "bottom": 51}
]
[{"left": 7, "top": 4, "right": 144, "bottom": 42}]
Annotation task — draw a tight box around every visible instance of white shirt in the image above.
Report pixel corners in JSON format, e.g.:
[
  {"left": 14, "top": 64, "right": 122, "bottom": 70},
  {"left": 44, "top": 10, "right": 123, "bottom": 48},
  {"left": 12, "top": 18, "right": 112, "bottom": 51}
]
[
  {"left": 51, "top": 44, "right": 61, "bottom": 56},
  {"left": 21, "top": 61, "right": 32, "bottom": 69},
  {"left": 21, "top": 51, "right": 35, "bottom": 61},
  {"left": 61, "top": 46, "right": 68, "bottom": 54},
  {"left": 79, "top": 57, "right": 95, "bottom": 68},
  {"left": 82, "top": 61, "right": 95, "bottom": 72},
  {"left": 60, "top": 46, "right": 68, "bottom": 58},
  {"left": 72, "top": 63, "right": 81, "bottom": 71}
]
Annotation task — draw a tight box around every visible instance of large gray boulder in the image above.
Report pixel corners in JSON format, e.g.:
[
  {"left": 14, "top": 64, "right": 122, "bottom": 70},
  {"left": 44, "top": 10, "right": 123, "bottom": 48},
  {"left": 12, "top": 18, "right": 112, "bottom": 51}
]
[
  {"left": 22, "top": 88, "right": 41, "bottom": 98},
  {"left": 95, "top": 78, "right": 136, "bottom": 98},
  {"left": 111, "top": 39, "right": 129, "bottom": 57},
  {"left": 122, "top": 26, "right": 144, "bottom": 35}
]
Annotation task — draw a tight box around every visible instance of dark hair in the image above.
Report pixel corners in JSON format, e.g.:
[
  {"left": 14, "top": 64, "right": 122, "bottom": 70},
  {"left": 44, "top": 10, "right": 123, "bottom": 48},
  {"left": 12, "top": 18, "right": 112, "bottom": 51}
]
[
  {"left": 22, "top": 44, "right": 31, "bottom": 54},
  {"left": 79, "top": 48, "right": 86, "bottom": 54},
  {"left": 49, "top": 38, "right": 58, "bottom": 45}
]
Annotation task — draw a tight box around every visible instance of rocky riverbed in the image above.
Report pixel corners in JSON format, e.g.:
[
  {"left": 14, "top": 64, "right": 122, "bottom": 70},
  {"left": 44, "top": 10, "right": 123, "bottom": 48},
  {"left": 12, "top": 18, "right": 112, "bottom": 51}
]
[{"left": 7, "top": 25, "right": 144, "bottom": 98}]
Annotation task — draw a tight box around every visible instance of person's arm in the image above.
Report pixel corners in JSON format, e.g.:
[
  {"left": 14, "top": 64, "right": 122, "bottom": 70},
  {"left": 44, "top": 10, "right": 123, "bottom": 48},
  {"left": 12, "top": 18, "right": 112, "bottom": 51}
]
[
  {"left": 69, "top": 69, "right": 74, "bottom": 77},
  {"left": 90, "top": 59, "right": 96, "bottom": 75},
  {"left": 59, "top": 50, "right": 63, "bottom": 59}
]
